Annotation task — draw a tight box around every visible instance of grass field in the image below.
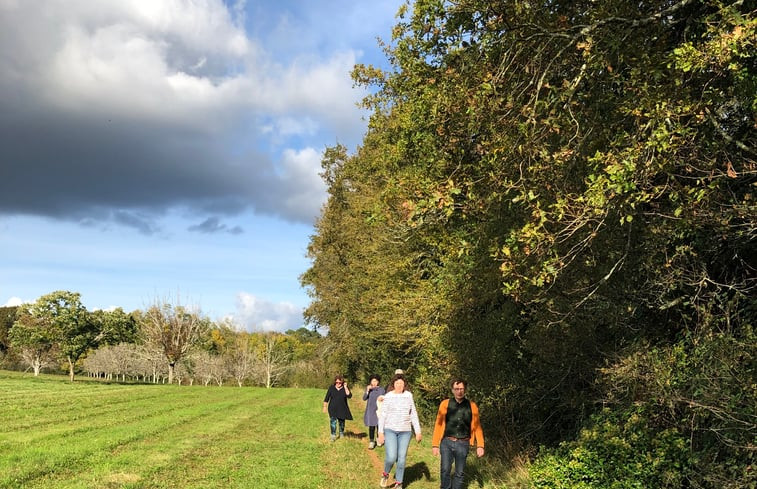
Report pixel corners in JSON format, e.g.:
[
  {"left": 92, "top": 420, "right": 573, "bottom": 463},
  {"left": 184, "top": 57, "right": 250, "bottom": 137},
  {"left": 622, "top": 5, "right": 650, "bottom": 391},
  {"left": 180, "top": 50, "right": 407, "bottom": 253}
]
[{"left": 0, "top": 371, "right": 508, "bottom": 489}]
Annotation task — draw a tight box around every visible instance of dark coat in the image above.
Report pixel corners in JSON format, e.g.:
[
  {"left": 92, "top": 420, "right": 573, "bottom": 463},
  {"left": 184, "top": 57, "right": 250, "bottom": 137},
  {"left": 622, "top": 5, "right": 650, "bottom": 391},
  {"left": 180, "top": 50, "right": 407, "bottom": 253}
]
[
  {"left": 324, "top": 385, "right": 353, "bottom": 420},
  {"left": 363, "top": 386, "right": 385, "bottom": 426}
]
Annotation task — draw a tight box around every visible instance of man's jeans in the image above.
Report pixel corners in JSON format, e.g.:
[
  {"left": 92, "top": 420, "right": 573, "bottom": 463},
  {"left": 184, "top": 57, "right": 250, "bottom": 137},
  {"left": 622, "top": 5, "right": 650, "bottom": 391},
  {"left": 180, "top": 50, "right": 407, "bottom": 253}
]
[
  {"left": 440, "top": 437, "right": 470, "bottom": 489},
  {"left": 383, "top": 429, "right": 412, "bottom": 483}
]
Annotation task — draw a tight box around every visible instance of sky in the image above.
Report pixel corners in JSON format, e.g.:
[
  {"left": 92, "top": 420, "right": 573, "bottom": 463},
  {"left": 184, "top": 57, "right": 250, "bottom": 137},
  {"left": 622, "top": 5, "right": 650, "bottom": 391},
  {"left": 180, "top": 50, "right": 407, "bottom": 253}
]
[{"left": 0, "top": 0, "right": 405, "bottom": 332}]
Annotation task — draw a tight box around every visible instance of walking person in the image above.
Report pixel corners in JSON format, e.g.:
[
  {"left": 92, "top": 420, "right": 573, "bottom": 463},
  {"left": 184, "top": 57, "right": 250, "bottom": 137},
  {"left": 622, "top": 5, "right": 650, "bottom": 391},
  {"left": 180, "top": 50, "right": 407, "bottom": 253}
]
[
  {"left": 377, "top": 373, "right": 422, "bottom": 489},
  {"left": 323, "top": 374, "right": 353, "bottom": 441},
  {"left": 376, "top": 369, "right": 405, "bottom": 439},
  {"left": 363, "top": 374, "right": 385, "bottom": 449},
  {"left": 431, "top": 378, "right": 485, "bottom": 489},
  {"left": 376, "top": 369, "right": 406, "bottom": 428}
]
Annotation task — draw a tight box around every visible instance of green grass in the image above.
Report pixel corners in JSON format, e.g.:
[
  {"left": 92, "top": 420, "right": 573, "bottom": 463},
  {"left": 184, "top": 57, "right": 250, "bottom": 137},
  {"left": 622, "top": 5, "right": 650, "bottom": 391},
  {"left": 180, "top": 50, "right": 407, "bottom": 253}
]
[{"left": 0, "top": 370, "right": 519, "bottom": 488}]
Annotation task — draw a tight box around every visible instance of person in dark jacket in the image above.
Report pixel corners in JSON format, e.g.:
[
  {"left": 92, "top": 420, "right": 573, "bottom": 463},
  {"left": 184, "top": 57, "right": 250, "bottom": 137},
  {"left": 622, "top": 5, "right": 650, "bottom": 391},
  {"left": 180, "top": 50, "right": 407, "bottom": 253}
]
[
  {"left": 363, "top": 374, "right": 385, "bottom": 449},
  {"left": 323, "top": 374, "right": 353, "bottom": 441}
]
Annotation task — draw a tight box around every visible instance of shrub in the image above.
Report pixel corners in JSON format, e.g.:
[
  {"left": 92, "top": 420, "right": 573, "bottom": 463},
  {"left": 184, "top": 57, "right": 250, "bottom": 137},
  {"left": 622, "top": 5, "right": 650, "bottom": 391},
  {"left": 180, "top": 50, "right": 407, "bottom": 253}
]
[{"left": 529, "top": 407, "right": 692, "bottom": 488}]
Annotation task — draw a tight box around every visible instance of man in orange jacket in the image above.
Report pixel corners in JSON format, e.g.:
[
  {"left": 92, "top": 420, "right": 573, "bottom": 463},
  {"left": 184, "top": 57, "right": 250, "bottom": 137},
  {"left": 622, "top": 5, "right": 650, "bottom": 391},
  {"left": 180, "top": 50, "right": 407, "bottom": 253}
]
[{"left": 431, "top": 378, "right": 485, "bottom": 489}]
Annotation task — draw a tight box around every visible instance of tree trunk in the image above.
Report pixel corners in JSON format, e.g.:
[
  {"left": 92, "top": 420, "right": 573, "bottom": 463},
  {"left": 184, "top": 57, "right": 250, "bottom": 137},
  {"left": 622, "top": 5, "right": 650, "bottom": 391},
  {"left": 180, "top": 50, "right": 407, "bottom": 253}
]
[{"left": 67, "top": 356, "right": 75, "bottom": 382}]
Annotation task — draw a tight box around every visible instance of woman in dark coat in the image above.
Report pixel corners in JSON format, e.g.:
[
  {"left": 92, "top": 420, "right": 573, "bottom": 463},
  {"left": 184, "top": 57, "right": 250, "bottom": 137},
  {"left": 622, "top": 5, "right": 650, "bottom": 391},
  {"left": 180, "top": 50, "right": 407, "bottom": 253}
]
[{"left": 323, "top": 374, "right": 353, "bottom": 441}]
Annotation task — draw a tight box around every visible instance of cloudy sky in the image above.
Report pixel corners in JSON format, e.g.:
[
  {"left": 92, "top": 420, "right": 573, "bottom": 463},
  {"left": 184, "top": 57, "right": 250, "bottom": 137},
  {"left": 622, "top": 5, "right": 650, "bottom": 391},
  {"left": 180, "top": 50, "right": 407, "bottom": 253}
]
[{"left": 0, "top": 0, "right": 404, "bottom": 332}]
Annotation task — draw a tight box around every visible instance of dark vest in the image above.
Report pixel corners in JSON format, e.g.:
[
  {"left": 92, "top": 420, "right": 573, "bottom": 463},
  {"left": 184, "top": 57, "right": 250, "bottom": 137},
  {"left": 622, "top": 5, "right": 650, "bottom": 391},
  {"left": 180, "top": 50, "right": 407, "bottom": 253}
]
[{"left": 443, "top": 398, "right": 472, "bottom": 439}]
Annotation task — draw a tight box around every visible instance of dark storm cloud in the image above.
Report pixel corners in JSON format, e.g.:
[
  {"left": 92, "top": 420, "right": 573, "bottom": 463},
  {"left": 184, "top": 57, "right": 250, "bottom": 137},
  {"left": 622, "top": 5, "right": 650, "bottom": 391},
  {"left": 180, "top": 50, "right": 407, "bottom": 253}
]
[
  {"left": 0, "top": 1, "right": 343, "bottom": 230},
  {"left": 1, "top": 109, "right": 246, "bottom": 215},
  {"left": 188, "top": 217, "right": 244, "bottom": 235},
  {"left": 113, "top": 211, "right": 161, "bottom": 236}
]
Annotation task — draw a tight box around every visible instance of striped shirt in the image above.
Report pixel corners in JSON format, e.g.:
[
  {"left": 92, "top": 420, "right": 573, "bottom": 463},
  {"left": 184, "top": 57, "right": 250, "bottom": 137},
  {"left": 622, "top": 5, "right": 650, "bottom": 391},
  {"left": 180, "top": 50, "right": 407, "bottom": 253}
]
[{"left": 378, "top": 390, "right": 421, "bottom": 434}]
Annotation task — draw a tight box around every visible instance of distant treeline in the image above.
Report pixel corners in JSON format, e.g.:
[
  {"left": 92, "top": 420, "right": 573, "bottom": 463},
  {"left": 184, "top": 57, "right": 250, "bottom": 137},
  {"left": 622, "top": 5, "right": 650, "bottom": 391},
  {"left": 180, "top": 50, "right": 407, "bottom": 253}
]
[{"left": 0, "top": 297, "right": 329, "bottom": 389}]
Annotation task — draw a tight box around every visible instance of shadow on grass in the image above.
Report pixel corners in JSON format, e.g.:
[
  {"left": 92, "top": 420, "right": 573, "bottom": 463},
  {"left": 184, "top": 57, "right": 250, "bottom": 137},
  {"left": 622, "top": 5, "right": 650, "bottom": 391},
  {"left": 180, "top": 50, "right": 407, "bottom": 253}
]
[
  {"left": 403, "top": 461, "right": 432, "bottom": 487},
  {"left": 408, "top": 459, "right": 486, "bottom": 489},
  {"left": 464, "top": 460, "right": 486, "bottom": 488},
  {"left": 342, "top": 430, "right": 366, "bottom": 440}
]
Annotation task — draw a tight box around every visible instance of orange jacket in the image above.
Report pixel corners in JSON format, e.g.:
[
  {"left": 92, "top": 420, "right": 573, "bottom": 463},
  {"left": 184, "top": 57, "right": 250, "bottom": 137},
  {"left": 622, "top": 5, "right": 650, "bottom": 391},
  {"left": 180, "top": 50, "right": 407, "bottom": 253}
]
[{"left": 431, "top": 398, "right": 485, "bottom": 448}]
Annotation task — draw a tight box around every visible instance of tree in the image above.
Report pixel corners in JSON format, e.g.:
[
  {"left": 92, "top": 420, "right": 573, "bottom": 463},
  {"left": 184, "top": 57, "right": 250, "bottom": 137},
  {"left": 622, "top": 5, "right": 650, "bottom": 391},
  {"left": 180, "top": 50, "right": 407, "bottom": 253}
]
[
  {"left": 9, "top": 305, "right": 57, "bottom": 376},
  {"left": 251, "top": 332, "right": 291, "bottom": 388},
  {"left": 82, "top": 343, "right": 141, "bottom": 381},
  {"left": 9, "top": 291, "right": 98, "bottom": 380},
  {"left": 91, "top": 308, "right": 138, "bottom": 346},
  {"left": 0, "top": 306, "right": 17, "bottom": 357},
  {"left": 45, "top": 291, "right": 100, "bottom": 382},
  {"left": 226, "top": 332, "right": 256, "bottom": 387},
  {"left": 192, "top": 350, "right": 227, "bottom": 386},
  {"left": 139, "top": 299, "right": 208, "bottom": 384}
]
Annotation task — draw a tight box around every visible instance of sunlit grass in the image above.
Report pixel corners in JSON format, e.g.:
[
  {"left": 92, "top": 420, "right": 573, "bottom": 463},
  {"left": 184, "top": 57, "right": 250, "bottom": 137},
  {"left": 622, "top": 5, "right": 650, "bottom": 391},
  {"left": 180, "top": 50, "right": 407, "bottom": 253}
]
[{"left": 0, "top": 370, "right": 521, "bottom": 488}]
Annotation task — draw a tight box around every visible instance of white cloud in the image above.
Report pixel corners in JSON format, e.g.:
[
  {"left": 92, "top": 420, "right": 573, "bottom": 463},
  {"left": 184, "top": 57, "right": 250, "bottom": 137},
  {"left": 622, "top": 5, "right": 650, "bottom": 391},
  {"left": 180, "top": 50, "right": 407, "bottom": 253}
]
[
  {"left": 41, "top": 5, "right": 253, "bottom": 125},
  {"left": 233, "top": 292, "right": 304, "bottom": 332},
  {"left": 278, "top": 147, "right": 328, "bottom": 220},
  {"left": 2, "top": 296, "right": 25, "bottom": 307}
]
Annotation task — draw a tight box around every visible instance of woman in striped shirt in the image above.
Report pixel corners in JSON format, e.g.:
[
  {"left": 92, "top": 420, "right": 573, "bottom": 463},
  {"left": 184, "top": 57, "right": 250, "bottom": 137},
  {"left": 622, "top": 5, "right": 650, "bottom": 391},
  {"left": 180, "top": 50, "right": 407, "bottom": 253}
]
[{"left": 377, "top": 373, "right": 422, "bottom": 489}]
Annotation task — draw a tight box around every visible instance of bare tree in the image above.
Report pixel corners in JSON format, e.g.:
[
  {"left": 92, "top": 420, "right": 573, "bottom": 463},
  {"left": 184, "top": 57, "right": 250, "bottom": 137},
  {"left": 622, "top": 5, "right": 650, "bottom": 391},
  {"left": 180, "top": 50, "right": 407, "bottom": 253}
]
[
  {"left": 111, "top": 343, "right": 141, "bottom": 381},
  {"left": 18, "top": 345, "right": 57, "bottom": 376},
  {"left": 253, "top": 332, "right": 291, "bottom": 388},
  {"left": 139, "top": 298, "right": 207, "bottom": 384},
  {"left": 192, "top": 350, "right": 227, "bottom": 386},
  {"left": 227, "top": 333, "right": 256, "bottom": 387},
  {"left": 83, "top": 343, "right": 144, "bottom": 381},
  {"left": 134, "top": 343, "right": 166, "bottom": 383}
]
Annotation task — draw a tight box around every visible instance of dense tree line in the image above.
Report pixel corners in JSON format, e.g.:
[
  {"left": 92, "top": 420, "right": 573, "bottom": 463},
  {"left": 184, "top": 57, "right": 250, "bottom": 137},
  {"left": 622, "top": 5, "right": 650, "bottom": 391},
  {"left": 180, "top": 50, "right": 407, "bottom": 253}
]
[
  {"left": 0, "top": 292, "right": 328, "bottom": 388},
  {"left": 302, "top": 1, "right": 755, "bottom": 487}
]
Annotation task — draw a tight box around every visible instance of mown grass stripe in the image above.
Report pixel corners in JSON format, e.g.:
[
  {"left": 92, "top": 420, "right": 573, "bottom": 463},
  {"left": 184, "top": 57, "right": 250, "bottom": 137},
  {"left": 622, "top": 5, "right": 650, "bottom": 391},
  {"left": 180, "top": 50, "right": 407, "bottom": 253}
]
[
  {"left": 1, "top": 388, "right": 249, "bottom": 487},
  {"left": 18, "top": 390, "right": 294, "bottom": 489},
  {"left": 0, "top": 388, "right": 219, "bottom": 448},
  {"left": 0, "top": 373, "right": 468, "bottom": 489}
]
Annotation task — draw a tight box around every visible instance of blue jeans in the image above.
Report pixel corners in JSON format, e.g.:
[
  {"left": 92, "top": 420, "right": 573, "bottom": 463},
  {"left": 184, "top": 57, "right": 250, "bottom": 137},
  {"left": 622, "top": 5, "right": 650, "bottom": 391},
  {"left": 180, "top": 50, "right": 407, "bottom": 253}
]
[
  {"left": 440, "top": 437, "right": 469, "bottom": 489},
  {"left": 329, "top": 417, "right": 345, "bottom": 435},
  {"left": 383, "top": 429, "right": 412, "bottom": 483}
]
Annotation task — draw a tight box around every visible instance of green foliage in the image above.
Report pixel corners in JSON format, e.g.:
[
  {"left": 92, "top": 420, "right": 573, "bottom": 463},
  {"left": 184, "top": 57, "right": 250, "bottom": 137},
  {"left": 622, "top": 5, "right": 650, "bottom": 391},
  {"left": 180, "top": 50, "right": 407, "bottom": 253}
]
[
  {"left": 91, "top": 307, "right": 138, "bottom": 345},
  {"left": 0, "top": 306, "right": 16, "bottom": 354},
  {"left": 9, "top": 296, "right": 64, "bottom": 376},
  {"left": 304, "top": 0, "right": 755, "bottom": 487},
  {"left": 529, "top": 407, "right": 692, "bottom": 489},
  {"left": 46, "top": 291, "right": 100, "bottom": 380},
  {"left": 9, "top": 291, "right": 102, "bottom": 381},
  {"left": 596, "top": 314, "right": 757, "bottom": 488}
]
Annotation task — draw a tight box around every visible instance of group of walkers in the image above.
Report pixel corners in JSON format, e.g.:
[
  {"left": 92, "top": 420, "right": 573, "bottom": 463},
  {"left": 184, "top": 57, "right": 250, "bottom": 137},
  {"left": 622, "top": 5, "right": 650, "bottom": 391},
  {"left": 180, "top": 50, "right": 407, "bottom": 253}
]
[{"left": 323, "top": 369, "right": 485, "bottom": 489}]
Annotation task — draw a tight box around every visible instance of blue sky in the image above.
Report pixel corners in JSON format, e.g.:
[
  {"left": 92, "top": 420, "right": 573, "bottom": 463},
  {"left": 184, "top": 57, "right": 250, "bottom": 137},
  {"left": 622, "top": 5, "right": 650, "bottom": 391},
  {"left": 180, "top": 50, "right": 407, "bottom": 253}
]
[{"left": 0, "top": 0, "right": 405, "bottom": 332}]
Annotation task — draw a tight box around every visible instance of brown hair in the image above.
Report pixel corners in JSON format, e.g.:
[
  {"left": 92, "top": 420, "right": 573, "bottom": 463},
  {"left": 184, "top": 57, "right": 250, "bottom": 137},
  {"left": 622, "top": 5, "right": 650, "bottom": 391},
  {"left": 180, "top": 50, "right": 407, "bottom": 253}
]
[{"left": 389, "top": 373, "right": 407, "bottom": 391}]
